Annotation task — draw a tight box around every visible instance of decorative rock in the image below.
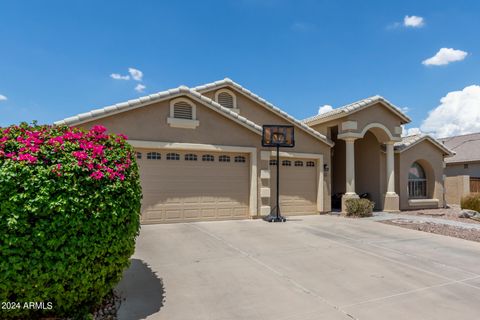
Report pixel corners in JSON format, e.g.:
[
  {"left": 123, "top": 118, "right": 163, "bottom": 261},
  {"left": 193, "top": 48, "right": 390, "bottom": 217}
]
[{"left": 458, "top": 209, "right": 479, "bottom": 218}]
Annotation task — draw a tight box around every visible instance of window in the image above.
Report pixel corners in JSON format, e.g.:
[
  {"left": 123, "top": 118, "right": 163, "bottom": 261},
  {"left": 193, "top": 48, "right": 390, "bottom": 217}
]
[
  {"left": 269, "top": 159, "right": 277, "bottom": 166},
  {"left": 166, "top": 153, "right": 180, "bottom": 160},
  {"left": 215, "top": 89, "right": 238, "bottom": 112},
  {"left": 185, "top": 154, "right": 197, "bottom": 161},
  {"left": 147, "top": 152, "right": 161, "bottom": 160},
  {"left": 202, "top": 154, "right": 214, "bottom": 162},
  {"left": 167, "top": 98, "right": 199, "bottom": 129},
  {"left": 464, "top": 164, "right": 469, "bottom": 169},
  {"left": 294, "top": 160, "right": 303, "bottom": 167},
  {"left": 408, "top": 162, "right": 427, "bottom": 198},
  {"left": 282, "top": 160, "right": 291, "bottom": 166},
  {"left": 234, "top": 156, "right": 246, "bottom": 163},
  {"left": 306, "top": 161, "right": 315, "bottom": 167},
  {"left": 219, "top": 155, "right": 230, "bottom": 162},
  {"left": 136, "top": 152, "right": 142, "bottom": 159}
]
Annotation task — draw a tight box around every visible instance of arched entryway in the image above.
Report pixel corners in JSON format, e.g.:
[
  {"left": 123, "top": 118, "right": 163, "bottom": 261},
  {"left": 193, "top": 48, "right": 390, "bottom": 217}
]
[{"left": 331, "top": 123, "right": 400, "bottom": 212}]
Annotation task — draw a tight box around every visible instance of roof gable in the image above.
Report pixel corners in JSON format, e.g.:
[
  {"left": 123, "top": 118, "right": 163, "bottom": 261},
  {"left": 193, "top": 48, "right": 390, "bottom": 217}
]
[
  {"left": 54, "top": 86, "right": 262, "bottom": 136},
  {"left": 303, "top": 95, "right": 411, "bottom": 126},
  {"left": 193, "top": 78, "right": 333, "bottom": 146},
  {"left": 394, "top": 134, "right": 454, "bottom": 156}
]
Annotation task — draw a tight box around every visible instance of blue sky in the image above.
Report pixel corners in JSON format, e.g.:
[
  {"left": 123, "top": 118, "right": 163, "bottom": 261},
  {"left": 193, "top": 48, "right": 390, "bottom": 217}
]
[{"left": 1, "top": 0, "right": 479, "bottom": 137}]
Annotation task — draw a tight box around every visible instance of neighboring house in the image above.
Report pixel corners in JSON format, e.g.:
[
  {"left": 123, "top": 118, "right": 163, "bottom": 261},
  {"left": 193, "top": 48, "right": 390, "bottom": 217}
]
[
  {"left": 439, "top": 133, "right": 480, "bottom": 178},
  {"left": 56, "top": 78, "right": 453, "bottom": 224}
]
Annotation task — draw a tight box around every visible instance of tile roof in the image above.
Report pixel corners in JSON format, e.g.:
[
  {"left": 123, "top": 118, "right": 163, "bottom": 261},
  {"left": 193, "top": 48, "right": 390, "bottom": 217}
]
[
  {"left": 192, "top": 78, "right": 334, "bottom": 146},
  {"left": 439, "top": 132, "right": 480, "bottom": 163},
  {"left": 394, "top": 134, "right": 454, "bottom": 156},
  {"left": 302, "top": 95, "right": 411, "bottom": 125},
  {"left": 54, "top": 86, "right": 263, "bottom": 135}
]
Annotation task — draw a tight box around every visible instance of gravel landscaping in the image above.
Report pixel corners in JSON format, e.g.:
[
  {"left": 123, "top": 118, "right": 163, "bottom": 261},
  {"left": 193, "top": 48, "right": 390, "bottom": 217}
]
[
  {"left": 399, "top": 204, "right": 480, "bottom": 224},
  {"left": 381, "top": 219, "right": 480, "bottom": 242}
]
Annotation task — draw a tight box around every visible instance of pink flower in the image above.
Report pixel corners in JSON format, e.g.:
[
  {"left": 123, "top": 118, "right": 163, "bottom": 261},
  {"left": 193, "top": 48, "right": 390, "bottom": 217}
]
[
  {"left": 91, "top": 125, "right": 107, "bottom": 134},
  {"left": 18, "top": 153, "right": 38, "bottom": 164},
  {"left": 90, "top": 171, "right": 104, "bottom": 180},
  {"left": 72, "top": 151, "right": 88, "bottom": 160}
]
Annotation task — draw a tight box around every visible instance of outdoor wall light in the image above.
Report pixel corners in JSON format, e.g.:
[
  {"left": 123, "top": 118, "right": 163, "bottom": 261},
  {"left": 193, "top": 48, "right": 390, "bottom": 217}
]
[{"left": 324, "top": 164, "right": 329, "bottom": 172}]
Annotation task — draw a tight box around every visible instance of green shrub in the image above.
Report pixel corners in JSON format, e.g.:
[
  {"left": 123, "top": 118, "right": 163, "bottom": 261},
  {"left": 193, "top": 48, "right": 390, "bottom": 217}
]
[
  {"left": 461, "top": 193, "right": 480, "bottom": 213},
  {"left": 0, "top": 123, "right": 142, "bottom": 318},
  {"left": 344, "top": 198, "right": 374, "bottom": 217}
]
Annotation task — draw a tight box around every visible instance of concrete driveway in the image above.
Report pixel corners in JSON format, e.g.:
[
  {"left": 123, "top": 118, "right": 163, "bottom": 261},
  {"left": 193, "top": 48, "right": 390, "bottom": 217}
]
[{"left": 116, "top": 215, "right": 480, "bottom": 320}]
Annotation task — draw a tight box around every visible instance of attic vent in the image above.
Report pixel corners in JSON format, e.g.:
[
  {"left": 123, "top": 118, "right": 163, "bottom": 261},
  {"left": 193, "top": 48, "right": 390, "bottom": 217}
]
[
  {"left": 173, "top": 101, "right": 193, "bottom": 119},
  {"left": 218, "top": 92, "right": 234, "bottom": 109}
]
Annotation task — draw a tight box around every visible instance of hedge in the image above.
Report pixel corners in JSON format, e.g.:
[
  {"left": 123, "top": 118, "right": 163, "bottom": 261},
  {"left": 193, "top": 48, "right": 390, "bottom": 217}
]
[{"left": 0, "top": 123, "right": 142, "bottom": 318}]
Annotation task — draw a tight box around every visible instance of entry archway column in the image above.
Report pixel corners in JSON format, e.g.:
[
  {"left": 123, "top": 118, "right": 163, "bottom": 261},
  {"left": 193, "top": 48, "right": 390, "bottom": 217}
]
[
  {"left": 341, "top": 137, "right": 359, "bottom": 212},
  {"left": 383, "top": 141, "right": 400, "bottom": 212}
]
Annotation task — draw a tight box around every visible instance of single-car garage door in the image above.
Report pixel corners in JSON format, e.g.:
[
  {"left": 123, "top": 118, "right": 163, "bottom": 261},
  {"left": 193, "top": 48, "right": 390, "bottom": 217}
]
[
  {"left": 270, "top": 158, "right": 318, "bottom": 216},
  {"left": 137, "top": 149, "right": 250, "bottom": 224}
]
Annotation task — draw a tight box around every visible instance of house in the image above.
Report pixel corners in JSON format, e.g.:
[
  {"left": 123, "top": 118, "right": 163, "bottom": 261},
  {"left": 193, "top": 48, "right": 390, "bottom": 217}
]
[
  {"left": 439, "top": 132, "right": 480, "bottom": 178},
  {"left": 55, "top": 78, "right": 453, "bottom": 224}
]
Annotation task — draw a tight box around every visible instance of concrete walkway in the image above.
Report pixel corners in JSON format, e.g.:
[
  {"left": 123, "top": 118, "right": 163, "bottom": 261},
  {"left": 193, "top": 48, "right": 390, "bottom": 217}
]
[
  {"left": 116, "top": 215, "right": 480, "bottom": 320},
  {"left": 370, "top": 212, "right": 480, "bottom": 230}
]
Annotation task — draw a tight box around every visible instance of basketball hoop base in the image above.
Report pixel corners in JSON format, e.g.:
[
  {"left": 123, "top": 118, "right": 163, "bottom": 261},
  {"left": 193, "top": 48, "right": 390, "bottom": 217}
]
[{"left": 263, "top": 214, "right": 287, "bottom": 223}]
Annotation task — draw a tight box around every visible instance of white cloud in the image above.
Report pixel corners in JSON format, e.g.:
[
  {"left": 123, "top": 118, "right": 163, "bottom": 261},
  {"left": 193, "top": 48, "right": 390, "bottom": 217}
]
[
  {"left": 291, "top": 22, "right": 316, "bottom": 32},
  {"left": 404, "top": 15, "right": 424, "bottom": 28},
  {"left": 135, "top": 84, "right": 146, "bottom": 93},
  {"left": 110, "top": 73, "right": 130, "bottom": 80},
  {"left": 318, "top": 105, "right": 333, "bottom": 114},
  {"left": 420, "top": 85, "right": 480, "bottom": 137},
  {"left": 401, "top": 126, "right": 422, "bottom": 137},
  {"left": 0, "top": 94, "right": 7, "bottom": 102},
  {"left": 128, "top": 68, "right": 143, "bottom": 81},
  {"left": 422, "top": 48, "right": 468, "bottom": 66}
]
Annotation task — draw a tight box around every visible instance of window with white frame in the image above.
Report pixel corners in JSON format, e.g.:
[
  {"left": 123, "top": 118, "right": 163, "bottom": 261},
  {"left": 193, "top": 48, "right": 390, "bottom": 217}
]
[
  {"left": 167, "top": 98, "right": 199, "bottom": 129},
  {"left": 215, "top": 89, "right": 238, "bottom": 112},
  {"left": 166, "top": 153, "right": 180, "bottom": 160},
  {"left": 136, "top": 152, "right": 142, "bottom": 159},
  {"left": 282, "top": 160, "right": 291, "bottom": 166},
  {"left": 147, "top": 152, "right": 161, "bottom": 160},
  {"left": 306, "top": 161, "right": 315, "bottom": 167},
  {"left": 219, "top": 155, "right": 230, "bottom": 162},
  {"left": 234, "top": 156, "right": 246, "bottom": 163},
  {"left": 202, "top": 154, "right": 214, "bottom": 162},
  {"left": 408, "top": 162, "right": 427, "bottom": 198},
  {"left": 294, "top": 160, "right": 303, "bottom": 167},
  {"left": 185, "top": 154, "right": 197, "bottom": 161},
  {"left": 269, "top": 159, "right": 277, "bottom": 166}
]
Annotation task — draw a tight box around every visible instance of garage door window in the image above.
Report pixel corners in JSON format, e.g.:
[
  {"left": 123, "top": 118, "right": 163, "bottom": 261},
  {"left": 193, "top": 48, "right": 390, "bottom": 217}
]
[
  {"left": 202, "top": 154, "right": 214, "bottom": 162},
  {"left": 294, "top": 161, "right": 303, "bottom": 167},
  {"left": 185, "top": 154, "right": 197, "bottom": 161},
  {"left": 136, "top": 152, "right": 142, "bottom": 159},
  {"left": 234, "top": 156, "right": 246, "bottom": 163},
  {"left": 166, "top": 153, "right": 180, "bottom": 160},
  {"left": 306, "top": 161, "right": 315, "bottom": 167},
  {"left": 219, "top": 155, "right": 231, "bottom": 162},
  {"left": 282, "top": 160, "right": 291, "bottom": 166},
  {"left": 147, "top": 152, "right": 161, "bottom": 160},
  {"left": 269, "top": 159, "right": 277, "bottom": 166}
]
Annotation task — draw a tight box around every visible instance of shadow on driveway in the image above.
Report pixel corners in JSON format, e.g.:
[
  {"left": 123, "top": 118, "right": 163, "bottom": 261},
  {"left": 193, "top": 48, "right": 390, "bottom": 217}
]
[{"left": 115, "top": 259, "right": 165, "bottom": 320}]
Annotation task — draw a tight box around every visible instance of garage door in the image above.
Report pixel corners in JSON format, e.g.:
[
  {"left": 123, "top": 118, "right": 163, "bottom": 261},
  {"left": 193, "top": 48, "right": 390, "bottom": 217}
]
[
  {"left": 270, "top": 158, "right": 318, "bottom": 216},
  {"left": 137, "top": 150, "right": 250, "bottom": 224}
]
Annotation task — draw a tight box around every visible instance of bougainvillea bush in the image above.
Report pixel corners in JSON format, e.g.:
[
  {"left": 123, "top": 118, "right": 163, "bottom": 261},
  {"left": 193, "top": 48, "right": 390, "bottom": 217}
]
[{"left": 0, "top": 123, "right": 142, "bottom": 318}]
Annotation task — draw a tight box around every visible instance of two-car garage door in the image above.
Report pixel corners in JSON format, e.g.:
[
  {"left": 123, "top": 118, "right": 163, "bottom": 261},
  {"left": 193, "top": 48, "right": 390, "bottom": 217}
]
[{"left": 137, "top": 149, "right": 250, "bottom": 224}]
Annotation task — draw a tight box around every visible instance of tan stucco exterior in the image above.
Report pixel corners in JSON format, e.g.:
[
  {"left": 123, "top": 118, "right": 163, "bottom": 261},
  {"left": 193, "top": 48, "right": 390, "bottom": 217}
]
[{"left": 58, "top": 79, "right": 451, "bottom": 223}]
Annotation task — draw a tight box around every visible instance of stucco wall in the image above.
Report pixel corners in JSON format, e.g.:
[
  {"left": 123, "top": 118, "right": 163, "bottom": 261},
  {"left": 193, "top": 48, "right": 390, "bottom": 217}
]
[
  {"left": 445, "top": 175, "right": 470, "bottom": 205},
  {"left": 345, "top": 103, "right": 403, "bottom": 139},
  {"left": 355, "top": 131, "right": 382, "bottom": 209},
  {"left": 397, "top": 140, "right": 446, "bottom": 210},
  {"left": 445, "top": 162, "right": 480, "bottom": 178}
]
